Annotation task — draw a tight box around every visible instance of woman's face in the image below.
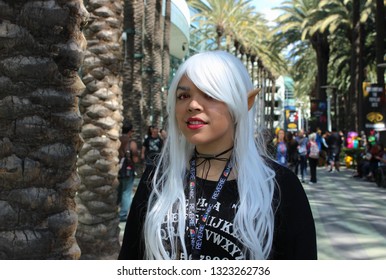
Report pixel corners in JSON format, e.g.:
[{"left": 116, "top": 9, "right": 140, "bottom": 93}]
[
  {"left": 278, "top": 130, "right": 285, "bottom": 140},
  {"left": 175, "top": 75, "right": 235, "bottom": 154}
]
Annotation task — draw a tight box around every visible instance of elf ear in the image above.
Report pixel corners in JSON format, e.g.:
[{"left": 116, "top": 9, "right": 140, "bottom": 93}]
[{"left": 247, "top": 88, "right": 260, "bottom": 110}]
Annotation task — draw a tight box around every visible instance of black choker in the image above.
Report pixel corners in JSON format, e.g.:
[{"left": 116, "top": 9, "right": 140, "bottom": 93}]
[
  {"left": 192, "top": 146, "right": 233, "bottom": 183},
  {"left": 194, "top": 146, "right": 233, "bottom": 159},
  {"left": 194, "top": 146, "right": 233, "bottom": 167}
]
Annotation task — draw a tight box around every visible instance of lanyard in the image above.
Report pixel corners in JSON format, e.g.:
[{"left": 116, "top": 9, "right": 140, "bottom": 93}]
[{"left": 187, "top": 157, "right": 233, "bottom": 260}]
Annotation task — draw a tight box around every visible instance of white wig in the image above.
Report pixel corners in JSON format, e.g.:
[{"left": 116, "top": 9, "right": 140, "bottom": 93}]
[{"left": 144, "top": 50, "right": 276, "bottom": 259}]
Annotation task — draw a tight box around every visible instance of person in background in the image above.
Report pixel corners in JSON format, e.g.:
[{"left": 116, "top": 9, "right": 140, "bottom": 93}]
[
  {"left": 321, "top": 131, "right": 330, "bottom": 170},
  {"left": 315, "top": 129, "right": 322, "bottom": 151},
  {"left": 374, "top": 144, "right": 386, "bottom": 187},
  {"left": 117, "top": 121, "right": 139, "bottom": 222},
  {"left": 339, "top": 129, "right": 345, "bottom": 150},
  {"left": 352, "top": 142, "right": 373, "bottom": 178},
  {"left": 315, "top": 129, "right": 323, "bottom": 166},
  {"left": 296, "top": 130, "right": 309, "bottom": 183},
  {"left": 307, "top": 133, "right": 320, "bottom": 184},
  {"left": 141, "top": 125, "right": 164, "bottom": 169},
  {"left": 326, "top": 128, "right": 341, "bottom": 172},
  {"left": 119, "top": 50, "right": 316, "bottom": 260},
  {"left": 360, "top": 130, "right": 367, "bottom": 148},
  {"left": 274, "top": 129, "right": 288, "bottom": 166},
  {"left": 374, "top": 130, "right": 380, "bottom": 144},
  {"left": 286, "top": 131, "right": 299, "bottom": 173},
  {"left": 374, "top": 144, "right": 385, "bottom": 164},
  {"left": 367, "top": 143, "right": 382, "bottom": 182}
]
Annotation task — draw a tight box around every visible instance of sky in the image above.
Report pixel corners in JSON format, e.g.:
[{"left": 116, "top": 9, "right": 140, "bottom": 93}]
[{"left": 250, "top": 0, "right": 284, "bottom": 23}]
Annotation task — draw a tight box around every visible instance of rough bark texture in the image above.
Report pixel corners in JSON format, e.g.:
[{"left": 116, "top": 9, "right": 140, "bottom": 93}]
[
  {"left": 348, "top": 0, "right": 360, "bottom": 132},
  {"left": 143, "top": 0, "right": 156, "bottom": 126},
  {"left": 310, "top": 32, "right": 329, "bottom": 102},
  {"left": 162, "top": 0, "right": 171, "bottom": 128},
  {"left": 152, "top": 0, "right": 163, "bottom": 127},
  {"left": 122, "top": 0, "right": 145, "bottom": 146},
  {"left": 76, "top": 0, "right": 124, "bottom": 260},
  {"left": 0, "top": 0, "right": 88, "bottom": 259}
]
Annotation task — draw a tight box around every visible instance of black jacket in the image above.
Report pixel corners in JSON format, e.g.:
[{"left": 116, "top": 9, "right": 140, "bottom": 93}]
[{"left": 118, "top": 160, "right": 317, "bottom": 260}]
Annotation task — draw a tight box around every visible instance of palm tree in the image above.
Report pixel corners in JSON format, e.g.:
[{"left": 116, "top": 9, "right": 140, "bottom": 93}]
[
  {"left": 326, "top": 32, "right": 356, "bottom": 130},
  {"left": 151, "top": 0, "right": 164, "bottom": 126},
  {"left": 315, "top": 0, "right": 373, "bottom": 131},
  {"left": 188, "top": 0, "right": 255, "bottom": 50},
  {"left": 350, "top": 0, "right": 363, "bottom": 131},
  {"left": 133, "top": 0, "right": 171, "bottom": 129},
  {"left": 275, "top": 0, "right": 330, "bottom": 101},
  {"left": 162, "top": 0, "right": 172, "bottom": 126},
  {"left": 0, "top": 0, "right": 88, "bottom": 259},
  {"left": 142, "top": 0, "right": 156, "bottom": 127},
  {"left": 122, "top": 0, "right": 145, "bottom": 146},
  {"left": 76, "top": 0, "right": 124, "bottom": 259}
]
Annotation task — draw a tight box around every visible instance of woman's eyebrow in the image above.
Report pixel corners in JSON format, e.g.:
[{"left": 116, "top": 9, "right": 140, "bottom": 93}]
[{"left": 176, "top": 85, "right": 190, "bottom": 91}]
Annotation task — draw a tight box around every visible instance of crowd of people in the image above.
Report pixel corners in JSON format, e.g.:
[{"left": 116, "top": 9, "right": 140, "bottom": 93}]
[
  {"left": 271, "top": 126, "right": 385, "bottom": 187},
  {"left": 351, "top": 131, "right": 385, "bottom": 186}
]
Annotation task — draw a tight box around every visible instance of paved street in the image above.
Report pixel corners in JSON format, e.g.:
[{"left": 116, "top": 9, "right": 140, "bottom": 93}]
[{"left": 303, "top": 166, "right": 386, "bottom": 260}]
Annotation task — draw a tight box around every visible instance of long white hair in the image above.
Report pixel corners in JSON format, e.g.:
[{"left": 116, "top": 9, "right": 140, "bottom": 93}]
[{"left": 143, "top": 50, "right": 276, "bottom": 259}]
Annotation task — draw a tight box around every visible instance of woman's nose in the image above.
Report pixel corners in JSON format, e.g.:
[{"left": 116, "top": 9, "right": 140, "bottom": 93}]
[{"left": 188, "top": 98, "right": 203, "bottom": 112}]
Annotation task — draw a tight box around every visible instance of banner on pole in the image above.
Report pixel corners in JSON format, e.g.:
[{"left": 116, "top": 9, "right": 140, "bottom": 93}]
[
  {"left": 363, "top": 83, "right": 385, "bottom": 131},
  {"left": 310, "top": 99, "right": 327, "bottom": 132},
  {"left": 284, "top": 109, "right": 298, "bottom": 132}
]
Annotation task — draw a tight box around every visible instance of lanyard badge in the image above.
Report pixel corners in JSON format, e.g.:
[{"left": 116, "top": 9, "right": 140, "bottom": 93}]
[{"left": 187, "top": 157, "right": 233, "bottom": 260}]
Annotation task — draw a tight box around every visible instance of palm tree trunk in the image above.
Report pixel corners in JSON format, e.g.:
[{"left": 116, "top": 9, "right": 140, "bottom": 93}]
[
  {"left": 349, "top": 0, "right": 360, "bottom": 132},
  {"left": 375, "top": 0, "right": 385, "bottom": 87},
  {"left": 143, "top": 0, "right": 156, "bottom": 126},
  {"left": 122, "top": 0, "right": 145, "bottom": 146},
  {"left": 152, "top": 0, "right": 163, "bottom": 127},
  {"left": 357, "top": 22, "right": 365, "bottom": 132},
  {"left": 76, "top": 0, "right": 124, "bottom": 259},
  {"left": 311, "top": 32, "right": 329, "bottom": 102},
  {"left": 0, "top": 0, "right": 88, "bottom": 259},
  {"left": 162, "top": 0, "right": 172, "bottom": 127}
]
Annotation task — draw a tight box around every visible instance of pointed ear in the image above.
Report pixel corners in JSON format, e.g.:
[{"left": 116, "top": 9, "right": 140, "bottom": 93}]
[{"left": 247, "top": 88, "right": 260, "bottom": 110}]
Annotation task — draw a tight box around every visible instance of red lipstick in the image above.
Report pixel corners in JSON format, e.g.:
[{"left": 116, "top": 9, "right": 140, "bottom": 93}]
[{"left": 186, "top": 117, "right": 207, "bottom": 130}]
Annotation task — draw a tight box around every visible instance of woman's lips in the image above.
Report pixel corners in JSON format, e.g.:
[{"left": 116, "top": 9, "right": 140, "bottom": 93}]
[{"left": 186, "top": 118, "right": 207, "bottom": 130}]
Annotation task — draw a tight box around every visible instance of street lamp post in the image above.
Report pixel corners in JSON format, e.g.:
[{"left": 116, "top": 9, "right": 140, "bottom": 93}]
[{"left": 321, "top": 85, "right": 336, "bottom": 132}]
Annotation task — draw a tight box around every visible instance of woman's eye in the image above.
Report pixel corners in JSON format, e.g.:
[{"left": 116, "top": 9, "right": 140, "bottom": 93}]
[{"left": 177, "top": 93, "right": 189, "bottom": 100}]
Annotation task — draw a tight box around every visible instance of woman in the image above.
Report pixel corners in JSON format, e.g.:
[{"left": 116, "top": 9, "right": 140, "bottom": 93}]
[
  {"left": 274, "top": 129, "right": 288, "bottom": 166},
  {"left": 295, "top": 130, "right": 309, "bottom": 183},
  {"left": 117, "top": 121, "right": 139, "bottom": 222},
  {"left": 307, "top": 133, "right": 319, "bottom": 184},
  {"left": 119, "top": 51, "right": 316, "bottom": 260}
]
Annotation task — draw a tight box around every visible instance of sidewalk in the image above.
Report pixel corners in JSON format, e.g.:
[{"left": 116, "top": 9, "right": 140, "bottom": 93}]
[{"left": 303, "top": 166, "right": 386, "bottom": 259}]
